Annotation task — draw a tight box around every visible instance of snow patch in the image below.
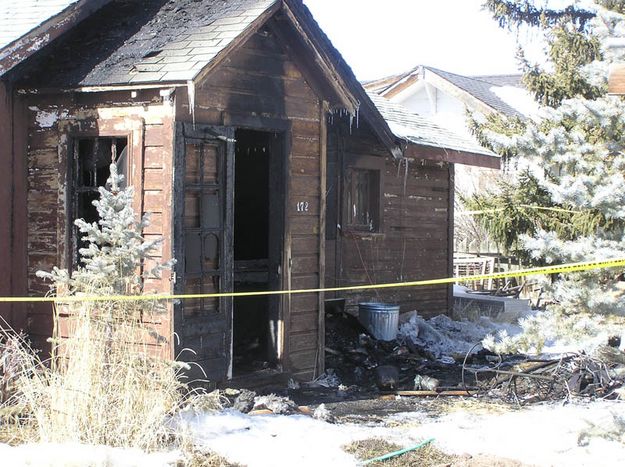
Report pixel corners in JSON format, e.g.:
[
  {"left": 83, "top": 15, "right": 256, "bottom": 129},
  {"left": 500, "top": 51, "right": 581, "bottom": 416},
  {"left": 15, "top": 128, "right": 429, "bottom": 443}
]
[
  {"left": 398, "top": 312, "right": 521, "bottom": 358},
  {"left": 0, "top": 442, "right": 180, "bottom": 467},
  {"left": 490, "top": 85, "right": 540, "bottom": 117},
  {"left": 390, "top": 400, "right": 625, "bottom": 467},
  {"left": 176, "top": 409, "right": 374, "bottom": 467},
  {"left": 173, "top": 400, "right": 625, "bottom": 467}
]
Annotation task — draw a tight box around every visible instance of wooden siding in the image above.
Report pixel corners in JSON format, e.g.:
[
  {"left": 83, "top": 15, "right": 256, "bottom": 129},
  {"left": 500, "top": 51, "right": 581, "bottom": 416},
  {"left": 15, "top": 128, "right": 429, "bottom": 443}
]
[
  {"left": 0, "top": 83, "right": 12, "bottom": 324},
  {"left": 326, "top": 120, "right": 452, "bottom": 318},
  {"left": 22, "top": 90, "right": 175, "bottom": 353},
  {"left": 175, "top": 22, "right": 323, "bottom": 380}
]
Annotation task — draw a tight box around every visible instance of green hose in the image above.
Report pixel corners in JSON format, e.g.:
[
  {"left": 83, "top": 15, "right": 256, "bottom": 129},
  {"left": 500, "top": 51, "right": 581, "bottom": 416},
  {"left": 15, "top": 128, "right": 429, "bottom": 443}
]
[{"left": 361, "top": 438, "right": 435, "bottom": 465}]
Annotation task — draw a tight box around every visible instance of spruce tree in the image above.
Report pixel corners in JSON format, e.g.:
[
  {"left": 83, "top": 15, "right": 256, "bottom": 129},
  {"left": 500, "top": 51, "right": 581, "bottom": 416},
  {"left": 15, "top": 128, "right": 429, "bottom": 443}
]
[
  {"left": 29, "top": 164, "right": 183, "bottom": 448},
  {"left": 474, "top": 2, "right": 625, "bottom": 352}
]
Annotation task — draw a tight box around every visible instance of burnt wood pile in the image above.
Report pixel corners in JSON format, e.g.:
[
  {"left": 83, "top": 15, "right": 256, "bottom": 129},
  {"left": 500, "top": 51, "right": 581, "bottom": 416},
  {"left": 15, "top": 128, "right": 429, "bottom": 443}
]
[{"left": 464, "top": 343, "right": 625, "bottom": 404}]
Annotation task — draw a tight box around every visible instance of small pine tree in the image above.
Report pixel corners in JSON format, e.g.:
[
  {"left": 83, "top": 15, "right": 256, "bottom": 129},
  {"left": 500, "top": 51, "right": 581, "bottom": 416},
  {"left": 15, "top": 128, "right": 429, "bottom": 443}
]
[{"left": 6, "top": 164, "right": 186, "bottom": 449}]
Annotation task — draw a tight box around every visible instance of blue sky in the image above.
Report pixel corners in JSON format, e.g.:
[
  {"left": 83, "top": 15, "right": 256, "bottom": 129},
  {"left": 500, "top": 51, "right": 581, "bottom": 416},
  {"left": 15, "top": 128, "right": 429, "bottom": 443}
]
[{"left": 302, "top": 0, "right": 542, "bottom": 80}]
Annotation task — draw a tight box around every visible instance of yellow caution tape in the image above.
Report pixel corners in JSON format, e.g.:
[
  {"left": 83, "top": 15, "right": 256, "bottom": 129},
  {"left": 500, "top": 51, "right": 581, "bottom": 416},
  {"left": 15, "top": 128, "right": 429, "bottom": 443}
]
[{"left": 1, "top": 257, "right": 624, "bottom": 304}]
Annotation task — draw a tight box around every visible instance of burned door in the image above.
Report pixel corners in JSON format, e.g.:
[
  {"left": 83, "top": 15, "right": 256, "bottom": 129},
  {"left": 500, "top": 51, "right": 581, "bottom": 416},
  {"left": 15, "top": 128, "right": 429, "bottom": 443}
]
[{"left": 174, "top": 123, "right": 234, "bottom": 382}]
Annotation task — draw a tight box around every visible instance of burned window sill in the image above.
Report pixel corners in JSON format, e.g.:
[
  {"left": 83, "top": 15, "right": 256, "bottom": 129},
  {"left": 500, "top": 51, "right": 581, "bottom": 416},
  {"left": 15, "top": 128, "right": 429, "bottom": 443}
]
[{"left": 341, "top": 229, "right": 385, "bottom": 240}]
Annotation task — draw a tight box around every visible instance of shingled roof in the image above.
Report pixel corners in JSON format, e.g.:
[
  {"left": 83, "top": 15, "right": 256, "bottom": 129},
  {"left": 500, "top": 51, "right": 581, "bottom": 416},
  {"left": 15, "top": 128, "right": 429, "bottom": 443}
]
[
  {"left": 0, "top": 0, "right": 112, "bottom": 77},
  {"left": 0, "top": 0, "right": 79, "bottom": 49},
  {"left": 19, "top": 0, "right": 279, "bottom": 87},
  {"left": 368, "top": 92, "right": 496, "bottom": 158},
  {"left": 12, "top": 0, "right": 499, "bottom": 168},
  {"left": 424, "top": 66, "right": 524, "bottom": 118},
  {"left": 365, "top": 65, "right": 528, "bottom": 119}
]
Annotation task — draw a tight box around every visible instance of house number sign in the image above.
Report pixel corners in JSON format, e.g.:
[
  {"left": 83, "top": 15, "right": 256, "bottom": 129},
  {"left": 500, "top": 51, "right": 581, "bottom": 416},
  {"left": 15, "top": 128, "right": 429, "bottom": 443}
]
[{"left": 296, "top": 201, "right": 310, "bottom": 212}]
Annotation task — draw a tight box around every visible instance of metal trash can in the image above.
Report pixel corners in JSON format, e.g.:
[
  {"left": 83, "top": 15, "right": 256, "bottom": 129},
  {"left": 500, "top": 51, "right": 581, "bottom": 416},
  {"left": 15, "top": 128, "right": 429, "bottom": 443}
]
[{"left": 358, "top": 302, "right": 400, "bottom": 341}]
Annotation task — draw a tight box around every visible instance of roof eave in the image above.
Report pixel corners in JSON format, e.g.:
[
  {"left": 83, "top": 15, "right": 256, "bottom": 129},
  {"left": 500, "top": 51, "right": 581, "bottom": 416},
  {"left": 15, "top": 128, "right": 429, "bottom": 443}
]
[
  {"left": 280, "top": 0, "right": 359, "bottom": 113},
  {"left": 0, "top": 0, "right": 113, "bottom": 78},
  {"left": 403, "top": 142, "right": 500, "bottom": 169},
  {"left": 281, "top": 0, "right": 403, "bottom": 158}
]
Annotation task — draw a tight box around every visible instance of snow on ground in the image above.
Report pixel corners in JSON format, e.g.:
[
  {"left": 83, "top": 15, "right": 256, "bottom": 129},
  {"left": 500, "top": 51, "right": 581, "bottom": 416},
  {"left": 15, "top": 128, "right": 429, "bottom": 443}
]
[
  {"left": 2, "top": 314, "right": 624, "bottom": 466},
  {"left": 176, "top": 410, "right": 378, "bottom": 467},
  {"left": 398, "top": 306, "right": 625, "bottom": 359},
  {"left": 0, "top": 442, "right": 180, "bottom": 467},
  {"left": 176, "top": 399, "right": 625, "bottom": 467},
  {"left": 390, "top": 399, "right": 625, "bottom": 467}
]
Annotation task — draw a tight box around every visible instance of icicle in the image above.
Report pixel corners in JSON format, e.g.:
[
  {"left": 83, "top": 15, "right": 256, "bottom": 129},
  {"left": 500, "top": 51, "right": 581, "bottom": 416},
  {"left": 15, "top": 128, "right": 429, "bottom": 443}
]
[
  {"left": 403, "top": 158, "right": 409, "bottom": 196},
  {"left": 349, "top": 113, "right": 353, "bottom": 134},
  {"left": 187, "top": 80, "right": 196, "bottom": 128},
  {"left": 355, "top": 104, "right": 360, "bottom": 128}
]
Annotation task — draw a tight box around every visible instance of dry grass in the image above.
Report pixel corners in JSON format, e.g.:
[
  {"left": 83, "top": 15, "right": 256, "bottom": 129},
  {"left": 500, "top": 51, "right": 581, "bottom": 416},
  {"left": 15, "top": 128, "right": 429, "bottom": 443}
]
[
  {"left": 0, "top": 166, "right": 190, "bottom": 457},
  {"left": 0, "top": 297, "right": 185, "bottom": 451},
  {"left": 180, "top": 449, "right": 243, "bottom": 467},
  {"left": 343, "top": 438, "right": 458, "bottom": 467}
]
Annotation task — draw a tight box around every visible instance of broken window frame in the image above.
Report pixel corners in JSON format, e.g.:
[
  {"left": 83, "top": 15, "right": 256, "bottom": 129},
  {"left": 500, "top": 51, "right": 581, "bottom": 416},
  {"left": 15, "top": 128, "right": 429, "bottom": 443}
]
[
  {"left": 69, "top": 135, "right": 130, "bottom": 267},
  {"left": 343, "top": 155, "right": 384, "bottom": 234}
]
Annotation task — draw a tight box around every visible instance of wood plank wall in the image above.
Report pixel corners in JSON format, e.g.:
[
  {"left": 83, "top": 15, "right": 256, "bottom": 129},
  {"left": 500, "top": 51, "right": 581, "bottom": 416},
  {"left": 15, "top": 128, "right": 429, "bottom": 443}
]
[
  {"left": 326, "top": 121, "right": 452, "bottom": 318},
  {"left": 176, "top": 24, "right": 323, "bottom": 380},
  {"left": 22, "top": 91, "right": 175, "bottom": 354},
  {"left": 0, "top": 82, "right": 14, "bottom": 324}
]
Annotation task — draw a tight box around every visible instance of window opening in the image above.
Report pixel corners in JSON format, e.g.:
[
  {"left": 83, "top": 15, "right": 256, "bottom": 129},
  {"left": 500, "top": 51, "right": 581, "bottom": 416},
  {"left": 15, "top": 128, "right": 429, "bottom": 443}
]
[
  {"left": 346, "top": 168, "right": 379, "bottom": 232},
  {"left": 73, "top": 137, "right": 128, "bottom": 262}
]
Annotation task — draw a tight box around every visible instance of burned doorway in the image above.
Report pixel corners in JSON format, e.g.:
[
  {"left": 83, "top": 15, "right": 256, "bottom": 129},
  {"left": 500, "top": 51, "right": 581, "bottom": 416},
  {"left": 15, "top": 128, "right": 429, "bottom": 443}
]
[{"left": 233, "top": 129, "right": 285, "bottom": 375}]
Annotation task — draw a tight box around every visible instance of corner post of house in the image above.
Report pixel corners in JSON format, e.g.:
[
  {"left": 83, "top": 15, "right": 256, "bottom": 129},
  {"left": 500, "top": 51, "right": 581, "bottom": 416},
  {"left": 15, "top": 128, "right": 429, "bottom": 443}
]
[
  {"left": 447, "top": 162, "right": 455, "bottom": 316},
  {"left": 11, "top": 89, "right": 29, "bottom": 331},
  {"left": 0, "top": 81, "right": 13, "bottom": 326},
  {"left": 317, "top": 100, "right": 329, "bottom": 377}
]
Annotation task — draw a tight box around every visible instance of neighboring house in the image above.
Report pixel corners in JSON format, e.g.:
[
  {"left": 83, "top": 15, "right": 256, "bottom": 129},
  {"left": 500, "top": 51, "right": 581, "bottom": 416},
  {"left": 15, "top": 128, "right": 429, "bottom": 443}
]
[
  {"left": 609, "top": 63, "right": 625, "bottom": 93},
  {"left": 365, "top": 65, "right": 530, "bottom": 136},
  {"left": 364, "top": 66, "right": 537, "bottom": 252},
  {"left": 0, "top": 0, "right": 497, "bottom": 384}
]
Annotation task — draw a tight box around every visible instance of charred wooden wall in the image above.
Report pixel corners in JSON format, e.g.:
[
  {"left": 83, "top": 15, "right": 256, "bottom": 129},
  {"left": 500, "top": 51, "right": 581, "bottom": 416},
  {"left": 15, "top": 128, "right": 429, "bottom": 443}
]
[
  {"left": 0, "top": 82, "right": 13, "bottom": 325},
  {"left": 1, "top": 82, "right": 29, "bottom": 331},
  {"left": 326, "top": 120, "right": 452, "bottom": 318},
  {"left": 20, "top": 90, "right": 175, "bottom": 353},
  {"left": 175, "top": 23, "right": 324, "bottom": 380}
]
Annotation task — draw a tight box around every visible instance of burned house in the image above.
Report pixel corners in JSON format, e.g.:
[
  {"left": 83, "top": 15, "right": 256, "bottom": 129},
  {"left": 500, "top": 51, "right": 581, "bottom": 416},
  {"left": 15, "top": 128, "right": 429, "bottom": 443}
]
[{"left": 0, "top": 0, "right": 497, "bottom": 383}]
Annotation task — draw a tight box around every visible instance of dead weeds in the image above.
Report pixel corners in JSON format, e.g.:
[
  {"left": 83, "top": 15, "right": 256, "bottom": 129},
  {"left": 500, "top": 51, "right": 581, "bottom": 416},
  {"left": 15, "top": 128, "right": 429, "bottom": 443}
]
[
  {"left": 343, "top": 437, "right": 532, "bottom": 467},
  {"left": 343, "top": 438, "right": 457, "bottom": 466},
  {"left": 180, "top": 449, "right": 243, "bottom": 467}
]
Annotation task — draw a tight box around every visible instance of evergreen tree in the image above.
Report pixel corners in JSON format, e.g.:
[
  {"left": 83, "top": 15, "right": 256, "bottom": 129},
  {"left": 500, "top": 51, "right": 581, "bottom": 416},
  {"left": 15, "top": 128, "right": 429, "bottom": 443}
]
[
  {"left": 30, "top": 165, "right": 183, "bottom": 448},
  {"left": 474, "top": 2, "right": 625, "bottom": 352}
]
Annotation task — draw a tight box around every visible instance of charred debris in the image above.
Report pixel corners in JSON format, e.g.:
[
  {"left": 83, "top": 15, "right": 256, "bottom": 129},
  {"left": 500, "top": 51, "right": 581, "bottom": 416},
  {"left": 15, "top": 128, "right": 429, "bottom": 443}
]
[
  {"left": 175, "top": 308, "right": 625, "bottom": 420},
  {"left": 317, "top": 308, "right": 625, "bottom": 406}
]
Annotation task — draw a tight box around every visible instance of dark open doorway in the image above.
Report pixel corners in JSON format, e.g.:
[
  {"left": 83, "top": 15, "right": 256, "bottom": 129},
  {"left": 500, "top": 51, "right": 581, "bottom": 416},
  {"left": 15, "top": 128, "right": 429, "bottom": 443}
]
[{"left": 233, "top": 129, "right": 284, "bottom": 375}]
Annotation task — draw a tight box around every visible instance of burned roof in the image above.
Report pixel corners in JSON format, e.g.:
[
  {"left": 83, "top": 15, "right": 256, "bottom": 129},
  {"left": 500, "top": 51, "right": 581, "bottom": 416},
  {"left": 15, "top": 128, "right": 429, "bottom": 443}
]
[
  {"left": 367, "top": 92, "right": 496, "bottom": 158},
  {"left": 13, "top": 0, "right": 497, "bottom": 164},
  {"left": 19, "top": 0, "right": 278, "bottom": 87},
  {"left": 0, "top": 0, "right": 80, "bottom": 49}
]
